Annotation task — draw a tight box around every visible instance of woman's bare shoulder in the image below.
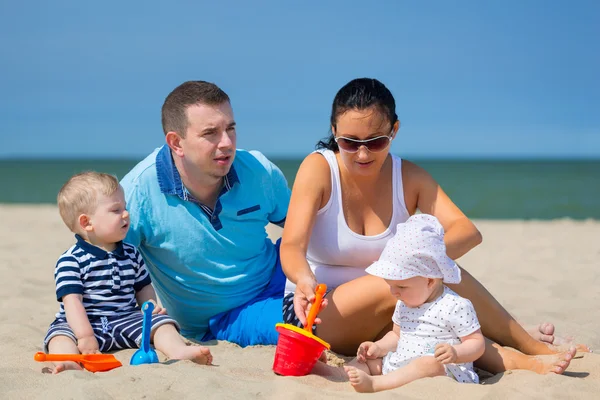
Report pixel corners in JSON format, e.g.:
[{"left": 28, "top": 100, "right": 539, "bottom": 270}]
[
  {"left": 401, "top": 159, "right": 436, "bottom": 186},
  {"left": 296, "top": 152, "right": 332, "bottom": 183}
]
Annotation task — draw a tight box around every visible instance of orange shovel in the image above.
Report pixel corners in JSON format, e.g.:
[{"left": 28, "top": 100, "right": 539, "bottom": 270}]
[
  {"left": 304, "top": 283, "right": 327, "bottom": 331},
  {"left": 34, "top": 352, "right": 122, "bottom": 372}
]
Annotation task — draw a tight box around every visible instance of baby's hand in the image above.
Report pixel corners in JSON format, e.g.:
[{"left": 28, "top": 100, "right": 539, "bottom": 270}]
[
  {"left": 152, "top": 305, "right": 167, "bottom": 315},
  {"left": 77, "top": 335, "right": 100, "bottom": 354},
  {"left": 434, "top": 343, "right": 457, "bottom": 364},
  {"left": 145, "top": 299, "right": 167, "bottom": 315},
  {"left": 357, "top": 341, "right": 383, "bottom": 362}
]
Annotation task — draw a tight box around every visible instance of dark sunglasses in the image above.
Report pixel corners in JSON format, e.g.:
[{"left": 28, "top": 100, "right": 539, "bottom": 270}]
[{"left": 334, "top": 134, "right": 392, "bottom": 153}]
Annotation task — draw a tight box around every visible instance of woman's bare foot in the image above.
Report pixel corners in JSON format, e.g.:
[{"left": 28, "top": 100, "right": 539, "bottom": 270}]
[
  {"left": 345, "top": 366, "right": 376, "bottom": 393},
  {"left": 51, "top": 361, "right": 83, "bottom": 374},
  {"left": 526, "top": 322, "right": 590, "bottom": 353},
  {"left": 526, "top": 347, "right": 577, "bottom": 374},
  {"left": 527, "top": 322, "right": 555, "bottom": 344},
  {"left": 171, "top": 345, "right": 213, "bottom": 365}
]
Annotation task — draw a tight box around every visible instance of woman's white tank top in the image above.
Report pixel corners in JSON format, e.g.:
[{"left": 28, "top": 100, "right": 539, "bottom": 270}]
[{"left": 284, "top": 149, "right": 411, "bottom": 294}]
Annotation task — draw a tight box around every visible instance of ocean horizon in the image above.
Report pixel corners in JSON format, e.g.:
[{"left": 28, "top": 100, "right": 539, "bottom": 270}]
[{"left": 3, "top": 156, "right": 599, "bottom": 220}]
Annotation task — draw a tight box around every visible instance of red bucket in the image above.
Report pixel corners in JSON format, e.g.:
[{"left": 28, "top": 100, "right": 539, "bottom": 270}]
[{"left": 272, "top": 323, "right": 330, "bottom": 376}]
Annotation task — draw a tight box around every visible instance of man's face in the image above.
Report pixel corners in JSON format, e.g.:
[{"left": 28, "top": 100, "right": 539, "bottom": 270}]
[{"left": 179, "top": 102, "right": 237, "bottom": 180}]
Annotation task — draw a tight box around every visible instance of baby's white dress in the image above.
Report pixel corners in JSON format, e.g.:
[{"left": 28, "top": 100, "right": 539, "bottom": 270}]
[{"left": 382, "top": 286, "right": 481, "bottom": 383}]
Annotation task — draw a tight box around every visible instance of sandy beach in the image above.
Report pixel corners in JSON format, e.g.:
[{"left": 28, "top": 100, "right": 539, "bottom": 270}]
[{"left": 1, "top": 204, "right": 598, "bottom": 399}]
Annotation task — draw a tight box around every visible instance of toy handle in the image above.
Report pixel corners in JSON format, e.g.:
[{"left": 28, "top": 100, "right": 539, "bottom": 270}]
[
  {"left": 140, "top": 301, "right": 154, "bottom": 353},
  {"left": 34, "top": 352, "right": 84, "bottom": 362},
  {"left": 304, "top": 283, "right": 327, "bottom": 332}
]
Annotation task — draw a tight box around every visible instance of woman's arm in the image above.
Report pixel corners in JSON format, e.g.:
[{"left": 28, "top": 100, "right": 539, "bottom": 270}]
[
  {"left": 403, "top": 161, "right": 482, "bottom": 259},
  {"left": 280, "top": 153, "right": 330, "bottom": 325}
]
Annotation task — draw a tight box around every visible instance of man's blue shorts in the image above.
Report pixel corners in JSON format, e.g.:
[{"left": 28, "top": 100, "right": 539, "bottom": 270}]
[{"left": 203, "top": 239, "right": 286, "bottom": 347}]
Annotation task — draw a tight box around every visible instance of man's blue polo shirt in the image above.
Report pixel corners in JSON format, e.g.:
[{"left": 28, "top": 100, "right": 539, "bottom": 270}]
[{"left": 121, "top": 145, "right": 290, "bottom": 340}]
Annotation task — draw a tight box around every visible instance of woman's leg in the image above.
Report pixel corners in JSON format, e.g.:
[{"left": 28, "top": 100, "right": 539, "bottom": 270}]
[
  {"left": 447, "top": 265, "right": 557, "bottom": 356},
  {"left": 477, "top": 338, "right": 576, "bottom": 374},
  {"left": 317, "top": 275, "right": 396, "bottom": 356}
]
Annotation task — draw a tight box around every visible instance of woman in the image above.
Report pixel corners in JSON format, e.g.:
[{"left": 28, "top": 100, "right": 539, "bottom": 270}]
[{"left": 280, "top": 78, "right": 580, "bottom": 374}]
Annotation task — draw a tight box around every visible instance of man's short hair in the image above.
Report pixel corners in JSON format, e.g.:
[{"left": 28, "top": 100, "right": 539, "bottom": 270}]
[
  {"left": 161, "top": 81, "right": 230, "bottom": 137},
  {"left": 57, "top": 171, "right": 120, "bottom": 232}
]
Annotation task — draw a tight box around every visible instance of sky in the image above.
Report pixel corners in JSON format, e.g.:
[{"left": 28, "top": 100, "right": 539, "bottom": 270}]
[{"left": 0, "top": 1, "right": 598, "bottom": 159}]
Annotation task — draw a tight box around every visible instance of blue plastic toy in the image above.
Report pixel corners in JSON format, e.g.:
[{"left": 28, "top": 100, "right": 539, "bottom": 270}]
[{"left": 130, "top": 301, "right": 159, "bottom": 366}]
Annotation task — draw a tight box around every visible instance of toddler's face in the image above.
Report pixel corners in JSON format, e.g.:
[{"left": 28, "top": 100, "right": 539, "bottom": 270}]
[
  {"left": 385, "top": 276, "right": 435, "bottom": 308},
  {"left": 87, "top": 188, "right": 130, "bottom": 244}
]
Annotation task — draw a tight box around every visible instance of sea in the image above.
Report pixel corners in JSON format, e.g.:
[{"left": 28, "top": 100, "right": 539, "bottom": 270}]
[{"left": 1, "top": 157, "right": 598, "bottom": 220}]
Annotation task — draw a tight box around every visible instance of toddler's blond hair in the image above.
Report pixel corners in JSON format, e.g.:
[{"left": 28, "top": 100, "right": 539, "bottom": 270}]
[{"left": 57, "top": 172, "right": 121, "bottom": 232}]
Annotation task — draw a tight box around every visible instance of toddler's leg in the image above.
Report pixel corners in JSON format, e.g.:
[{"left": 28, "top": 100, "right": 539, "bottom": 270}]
[
  {"left": 46, "top": 335, "right": 82, "bottom": 374},
  {"left": 345, "top": 356, "right": 445, "bottom": 393},
  {"left": 151, "top": 323, "right": 212, "bottom": 365}
]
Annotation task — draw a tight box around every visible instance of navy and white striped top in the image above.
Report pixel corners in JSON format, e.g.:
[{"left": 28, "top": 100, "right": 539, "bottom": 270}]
[{"left": 54, "top": 235, "right": 152, "bottom": 320}]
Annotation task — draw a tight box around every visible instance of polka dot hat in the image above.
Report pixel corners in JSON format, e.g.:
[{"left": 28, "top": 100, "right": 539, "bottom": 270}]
[{"left": 365, "top": 214, "right": 461, "bottom": 284}]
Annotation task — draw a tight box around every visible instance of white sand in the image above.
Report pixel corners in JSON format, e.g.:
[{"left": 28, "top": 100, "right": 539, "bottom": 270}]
[{"left": 1, "top": 205, "right": 598, "bottom": 399}]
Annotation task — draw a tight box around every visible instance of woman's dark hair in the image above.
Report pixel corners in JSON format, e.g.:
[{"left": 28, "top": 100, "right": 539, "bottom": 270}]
[{"left": 316, "top": 78, "right": 398, "bottom": 151}]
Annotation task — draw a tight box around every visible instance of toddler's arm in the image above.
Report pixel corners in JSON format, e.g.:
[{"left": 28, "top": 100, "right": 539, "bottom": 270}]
[
  {"left": 435, "top": 329, "right": 485, "bottom": 364},
  {"left": 135, "top": 284, "right": 167, "bottom": 314},
  {"left": 63, "top": 293, "right": 99, "bottom": 353},
  {"left": 358, "top": 323, "right": 400, "bottom": 361}
]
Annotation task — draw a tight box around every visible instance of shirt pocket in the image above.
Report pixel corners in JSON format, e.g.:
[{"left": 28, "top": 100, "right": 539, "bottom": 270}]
[{"left": 236, "top": 204, "right": 261, "bottom": 216}]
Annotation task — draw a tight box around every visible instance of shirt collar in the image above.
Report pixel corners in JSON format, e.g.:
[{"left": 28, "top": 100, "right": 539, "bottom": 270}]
[
  {"left": 74, "top": 234, "right": 126, "bottom": 259},
  {"left": 155, "top": 144, "right": 240, "bottom": 201}
]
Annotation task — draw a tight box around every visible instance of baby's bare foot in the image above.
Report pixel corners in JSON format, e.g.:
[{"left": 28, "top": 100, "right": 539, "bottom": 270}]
[
  {"left": 344, "top": 366, "right": 375, "bottom": 393},
  {"left": 176, "top": 345, "right": 213, "bottom": 365},
  {"left": 529, "top": 347, "right": 577, "bottom": 374},
  {"left": 51, "top": 361, "right": 83, "bottom": 374}
]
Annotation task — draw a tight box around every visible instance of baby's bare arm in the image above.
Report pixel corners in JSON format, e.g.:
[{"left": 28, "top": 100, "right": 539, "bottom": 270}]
[
  {"left": 359, "top": 323, "right": 400, "bottom": 360},
  {"left": 454, "top": 329, "right": 485, "bottom": 363},
  {"left": 135, "top": 284, "right": 157, "bottom": 304},
  {"left": 435, "top": 329, "right": 485, "bottom": 364},
  {"left": 375, "top": 323, "right": 401, "bottom": 353},
  {"left": 135, "top": 284, "right": 167, "bottom": 314},
  {"left": 62, "top": 294, "right": 98, "bottom": 353}
]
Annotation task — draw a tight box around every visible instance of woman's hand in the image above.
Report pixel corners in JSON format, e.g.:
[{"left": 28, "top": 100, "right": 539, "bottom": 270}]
[{"left": 293, "top": 275, "right": 328, "bottom": 327}]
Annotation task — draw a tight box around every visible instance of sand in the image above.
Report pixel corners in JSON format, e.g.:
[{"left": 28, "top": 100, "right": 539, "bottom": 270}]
[{"left": 0, "top": 205, "right": 598, "bottom": 399}]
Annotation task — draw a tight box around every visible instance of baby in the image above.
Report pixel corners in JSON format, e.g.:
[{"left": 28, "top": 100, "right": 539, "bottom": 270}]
[
  {"left": 43, "top": 172, "right": 212, "bottom": 373},
  {"left": 344, "top": 214, "right": 485, "bottom": 392}
]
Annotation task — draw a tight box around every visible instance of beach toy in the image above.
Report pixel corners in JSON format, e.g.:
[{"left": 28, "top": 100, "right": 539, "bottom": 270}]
[
  {"left": 273, "top": 284, "right": 330, "bottom": 376},
  {"left": 34, "top": 352, "right": 122, "bottom": 372},
  {"left": 130, "top": 301, "right": 159, "bottom": 366}
]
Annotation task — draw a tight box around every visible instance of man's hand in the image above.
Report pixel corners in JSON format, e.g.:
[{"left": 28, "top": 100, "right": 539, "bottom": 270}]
[
  {"left": 77, "top": 335, "right": 100, "bottom": 354},
  {"left": 434, "top": 343, "right": 457, "bottom": 364},
  {"left": 357, "top": 341, "right": 384, "bottom": 363}
]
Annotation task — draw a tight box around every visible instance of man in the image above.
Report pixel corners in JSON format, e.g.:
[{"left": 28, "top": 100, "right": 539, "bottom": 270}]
[{"left": 121, "top": 81, "right": 290, "bottom": 346}]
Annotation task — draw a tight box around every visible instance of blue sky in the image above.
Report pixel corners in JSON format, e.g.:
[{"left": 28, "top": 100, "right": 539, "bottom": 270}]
[{"left": 1, "top": 1, "right": 598, "bottom": 159}]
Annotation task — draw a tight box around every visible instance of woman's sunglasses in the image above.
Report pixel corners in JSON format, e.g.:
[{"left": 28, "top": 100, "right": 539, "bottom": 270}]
[{"left": 334, "top": 134, "right": 393, "bottom": 153}]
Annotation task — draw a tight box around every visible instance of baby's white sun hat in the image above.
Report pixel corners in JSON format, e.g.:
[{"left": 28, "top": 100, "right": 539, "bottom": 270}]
[{"left": 365, "top": 214, "right": 461, "bottom": 284}]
